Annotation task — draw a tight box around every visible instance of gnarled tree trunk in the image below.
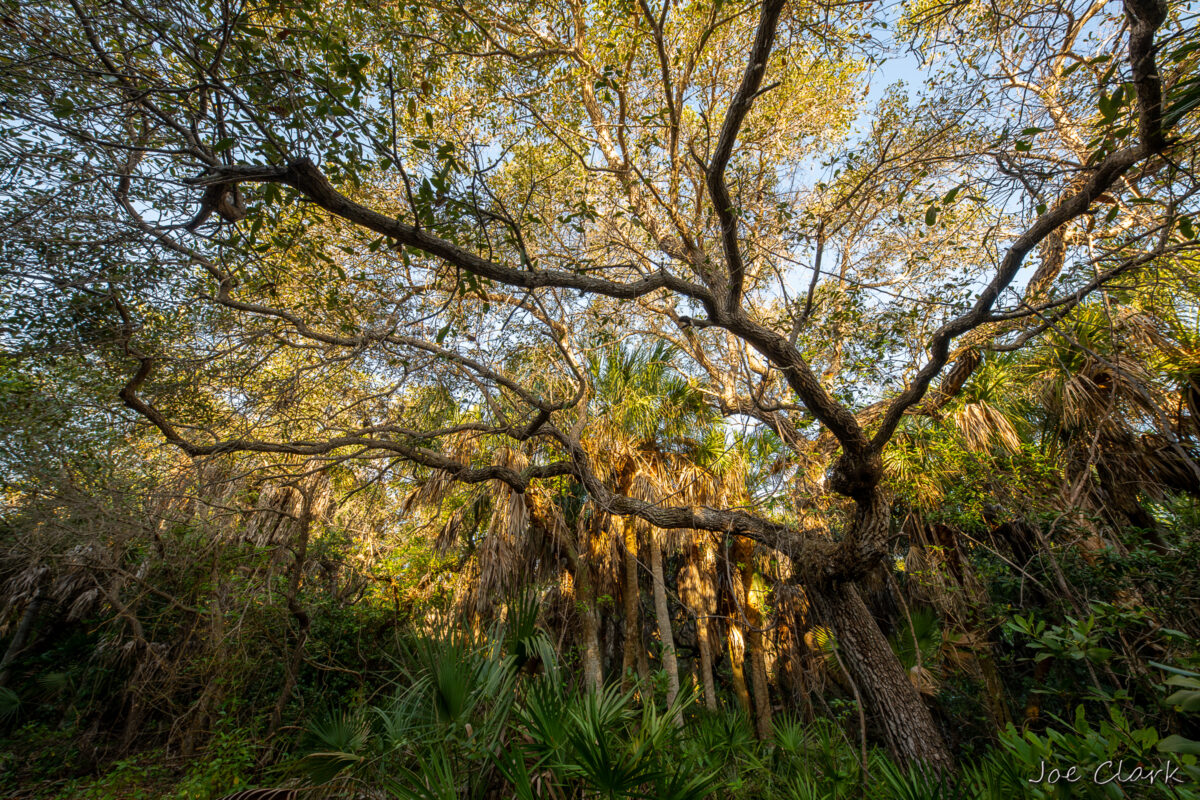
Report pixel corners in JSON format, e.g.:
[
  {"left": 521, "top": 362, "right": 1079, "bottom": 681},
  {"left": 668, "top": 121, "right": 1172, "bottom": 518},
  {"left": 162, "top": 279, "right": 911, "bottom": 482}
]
[{"left": 813, "top": 581, "right": 953, "bottom": 771}]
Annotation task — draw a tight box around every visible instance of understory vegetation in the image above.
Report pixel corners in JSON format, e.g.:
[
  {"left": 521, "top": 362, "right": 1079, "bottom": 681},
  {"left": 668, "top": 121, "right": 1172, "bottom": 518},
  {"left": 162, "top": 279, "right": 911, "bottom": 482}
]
[{"left": 0, "top": 417, "right": 1198, "bottom": 798}]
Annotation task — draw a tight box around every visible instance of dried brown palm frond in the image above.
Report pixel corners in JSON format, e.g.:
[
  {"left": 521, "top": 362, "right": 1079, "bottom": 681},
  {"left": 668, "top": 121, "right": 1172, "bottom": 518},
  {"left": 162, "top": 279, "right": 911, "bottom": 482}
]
[
  {"left": 401, "top": 431, "right": 482, "bottom": 513},
  {"left": 908, "top": 664, "right": 940, "bottom": 696},
  {"left": 628, "top": 473, "right": 688, "bottom": 554},
  {"left": 1139, "top": 434, "right": 1200, "bottom": 494},
  {"left": 1043, "top": 354, "right": 1160, "bottom": 431},
  {"left": 400, "top": 468, "right": 455, "bottom": 514},
  {"left": 475, "top": 489, "right": 528, "bottom": 604},
  {"left": 435, "top": 502, "right": 470, "bottom": 554},
  {"left": 468, "top": 447, "right": 531, "bottom": 614},
  {"left": 1, "top": 562, "right": 48, "bottom": 611},
  {"left": 51, "top": 543, "right": 115, "bottom": 621},
  {"left": 1110, "top": 309, "right": 1200, "bottom": 438},
  {"left": 525, "top": 488, "right": 569, "bottom": 554},
  {"left": 1183, "top": 366, "right": 1200, "bottom": 440},
  {"left": 240, "top": 470, "right": 331, "bottom": 547},
  {"left": 1054, "top": 370, "right": 1105, "bottom": 429},
  {"left": 1078, "top": 428, "right": 1200, "bottom": 505},
  {"left": 1117, "top": 308, "right": 1176, "bottom": 354},
  {"left": 242, "top": 485, "right": 304, "bottom": 546},
  {"left": 0, "top": 562, "right": 48, "bottom": 638},
  {"left": 954, "top": 400, "right": 1020, "bottom": 453},
  {"left": 941, "top": 629, "right": 989, "bottom": 670}
]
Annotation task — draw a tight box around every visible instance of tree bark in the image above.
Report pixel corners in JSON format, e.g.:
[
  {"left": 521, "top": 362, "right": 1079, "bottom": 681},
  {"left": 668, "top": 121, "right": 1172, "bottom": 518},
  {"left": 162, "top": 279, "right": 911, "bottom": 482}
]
[
  {"left": 649, "top": 532, "right": 680, "bottom": 716},
  {"left": 813, "top": 581, "right": 954, "bottom": 771},
  {"left": 620, "top": 518, "right": 642, "bottom": 690},
  {"left": 684, "top": 543, "right": 718, "bottom": 711},
  {"left": 734, "top": 536, "right": 772, "bottom": 739},
  {"left": 745, "top": 586, "right": 773, "bottom": 739},
  {"left": 576, "top": 514, "right": 604, "bottom": 692},
  {"left": 696, "top": 612, "right": 718, "bottom": 712},
  {"left": 562, "top": 514, "right": 604, "bottom": 693},
  {"left": 578, "top": 570, "right": 604, "bottom": 692},
  {"left": 728, "top": 621, "right": 751, "bottom": 716}
]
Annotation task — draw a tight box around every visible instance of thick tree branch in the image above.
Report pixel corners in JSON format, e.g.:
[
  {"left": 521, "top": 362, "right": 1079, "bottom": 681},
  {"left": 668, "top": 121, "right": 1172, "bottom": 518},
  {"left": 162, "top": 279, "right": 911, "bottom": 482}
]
[
  {"left": 706, "top": 0, "right": 787, "bottom": 312},
  {"left": 870, "top": 0, "right": 1174, "bottom": 451},
  {"left": 189, "top": 161, "right": 711, "bottom": 304}
]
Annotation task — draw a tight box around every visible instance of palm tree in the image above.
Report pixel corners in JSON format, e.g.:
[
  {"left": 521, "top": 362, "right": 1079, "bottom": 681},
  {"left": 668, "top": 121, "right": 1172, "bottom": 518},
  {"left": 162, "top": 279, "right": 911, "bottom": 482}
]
[
  {"left": 1029, "top": 303, "right": 1200, "bottom": 549},
  {"left": 584, "top": 341, "right": 731, "bottom": 712}
]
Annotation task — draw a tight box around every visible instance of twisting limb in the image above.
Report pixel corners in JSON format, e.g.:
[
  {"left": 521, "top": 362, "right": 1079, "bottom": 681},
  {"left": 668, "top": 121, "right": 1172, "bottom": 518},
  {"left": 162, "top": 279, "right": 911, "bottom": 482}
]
[
  {"left": 706, "top": 0, "right": 787, "bottom": 312},
  {"left": 870, "top": 0, "right": 1174, "bottom": 451}
]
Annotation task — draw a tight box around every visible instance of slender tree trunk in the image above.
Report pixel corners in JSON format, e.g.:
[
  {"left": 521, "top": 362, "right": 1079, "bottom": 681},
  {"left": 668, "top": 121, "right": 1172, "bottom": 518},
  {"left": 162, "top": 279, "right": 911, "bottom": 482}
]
[
  {"left": 649, "top": 532, "right": 680, "bottom": 716},
  {"left": 735, "top": 536, "right": 773, "bottom": 739},
  {"left": 728, "top": 621, "right": 751, "bottom": 715},
  {"left": 684, "top": 544, "right": 718, "bottom": 711},
  {"left": 636, "top": 623, "right": 650, "bottom": 685},
  {"left": 696, "top": 615, "right": 717, "bottom": 711},
  {"left": 620, "top": 518, "right": 641, "bottom": 690},
  {"left": 745, "top": 598, "right": 773, "bottom": 739},
  {"left": 563, "top": 515, "right": 603, "bottom": 692},
  {"left": 813, "top": 581, "right": 953, "bottom": 770},
  {"left": 578, "top": 570, "right": 603, "bottom": 692},
  {"left": 576, "top": 514, "right": 604, "bottom": 692},
  {"left": 615, "top": 462, "right": 649, "bottom": 688}
]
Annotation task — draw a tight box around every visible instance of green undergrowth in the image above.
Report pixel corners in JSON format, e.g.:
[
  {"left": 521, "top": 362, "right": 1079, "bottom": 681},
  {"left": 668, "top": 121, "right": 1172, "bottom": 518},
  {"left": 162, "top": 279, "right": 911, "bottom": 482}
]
[{"left": 3, "top": 597, "right": 1197, "bottom": 800}]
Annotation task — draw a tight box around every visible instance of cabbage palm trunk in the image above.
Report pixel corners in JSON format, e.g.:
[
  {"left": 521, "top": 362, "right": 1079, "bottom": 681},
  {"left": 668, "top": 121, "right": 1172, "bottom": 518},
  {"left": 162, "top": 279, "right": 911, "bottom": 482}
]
[
  {"left": 732, "top": 535, "right": 772, "bottom": 738},
  {"left": 619, "top": 516, "right": 642, "bottom": 689},
  {"left": 649, "top": 531, "right": 680, "bottom": 717},
  {"left": 683, "top": 542, "right": 718, "bottom": 711}
]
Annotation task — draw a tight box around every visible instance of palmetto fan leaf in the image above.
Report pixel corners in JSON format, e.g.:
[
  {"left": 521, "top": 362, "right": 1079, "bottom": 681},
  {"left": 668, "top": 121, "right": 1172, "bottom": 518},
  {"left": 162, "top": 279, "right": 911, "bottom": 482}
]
[
  {"left": 949, "top": 356, "right": 1026, "bottom": 454},
  {"left": 299, "top": 707, "right": 370, "bottom": 784},
  {"left": 586, "top": 340, "right": 717, "bottom": 468}
]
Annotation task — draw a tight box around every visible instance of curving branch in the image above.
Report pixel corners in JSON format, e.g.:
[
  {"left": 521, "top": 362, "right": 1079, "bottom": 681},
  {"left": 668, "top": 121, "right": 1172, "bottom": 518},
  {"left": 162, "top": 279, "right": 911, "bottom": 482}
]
[
  {"left": 706, "top": 0, "right": 787, "bottom": 312},
  {"left": 869, "top": 0, "right": 1174, "bottom": 451},
  {"left": 188, "top": 160, "right": 712, "bottom": 304}
]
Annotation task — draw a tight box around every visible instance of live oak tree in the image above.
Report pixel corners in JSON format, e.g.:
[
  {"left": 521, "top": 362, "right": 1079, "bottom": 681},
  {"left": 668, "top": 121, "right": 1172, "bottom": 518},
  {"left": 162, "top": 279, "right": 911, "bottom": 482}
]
[{"left": 2, "top": 0, "right": 1198, "bottom": 769}]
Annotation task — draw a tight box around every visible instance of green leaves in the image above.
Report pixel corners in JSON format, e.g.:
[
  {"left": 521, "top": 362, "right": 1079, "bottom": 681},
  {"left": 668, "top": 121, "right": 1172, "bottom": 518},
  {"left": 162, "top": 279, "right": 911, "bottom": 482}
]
[
  {"left": 1158, "top": 735, "right": 1200, "bottom": 756},
  {"left": 1178, "top": 215, "right": 1197, "bottom": 241},
  {"left": 1006, "top": 613, "right": 1113, "bottom": 664},
  {"left": 1097, "top": 86, "right": 1128, "bottom": 125},
  {"left": 1163, "top": 673, "right": 1200, "bottom": 713},
  {"left": 300, "top": 707, "right": 370, "bottom": 784}
]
